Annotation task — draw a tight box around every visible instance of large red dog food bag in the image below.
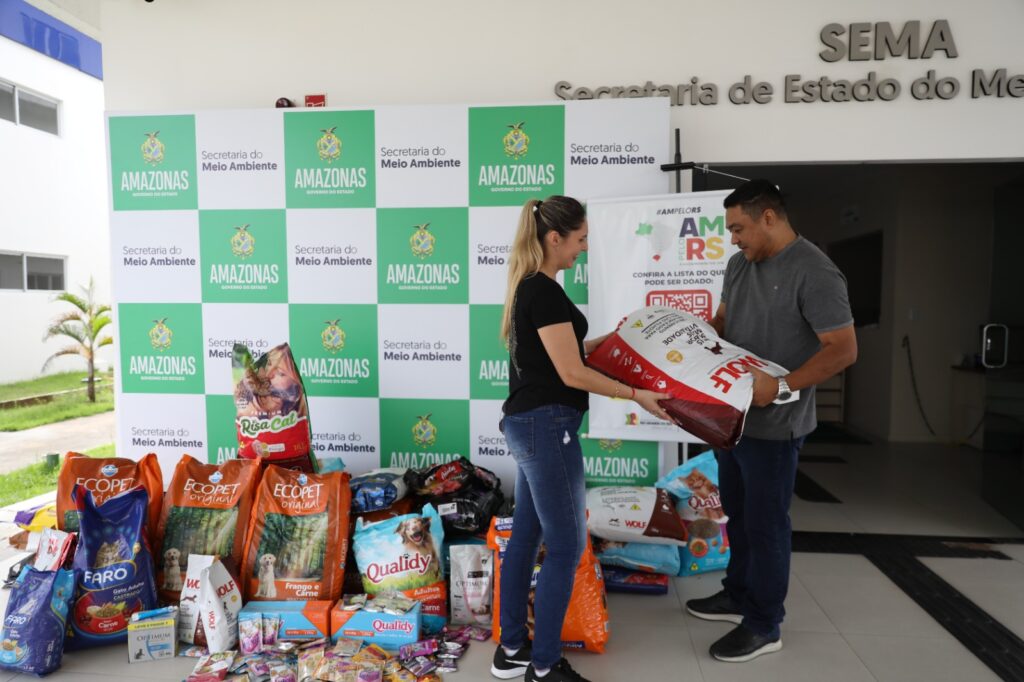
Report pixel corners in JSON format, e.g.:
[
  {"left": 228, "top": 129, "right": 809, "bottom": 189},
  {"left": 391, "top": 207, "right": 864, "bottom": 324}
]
[
  {"left": 241, "top": 466, "right": 351, "bottom": 602},
  {"left": 586, "top": 306, "right": 793, "bottom": 449},
  {"left": 232, "top": 342, "right": 317, "bottom": 473}
]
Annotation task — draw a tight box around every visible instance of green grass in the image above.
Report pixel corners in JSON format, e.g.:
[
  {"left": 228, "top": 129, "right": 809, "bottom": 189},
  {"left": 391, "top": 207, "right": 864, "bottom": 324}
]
[
  {"left": 0, "top": 446, "right": 115, "bottom": 507},
  {"left": 0, "top": 385, "right": 114, "bottom": 432},
  {"left": 0, "top": 371, "right": 113, "bottom": 402},
  {"left": 0, "top": 460, "right": 61, "bottom": 508}
]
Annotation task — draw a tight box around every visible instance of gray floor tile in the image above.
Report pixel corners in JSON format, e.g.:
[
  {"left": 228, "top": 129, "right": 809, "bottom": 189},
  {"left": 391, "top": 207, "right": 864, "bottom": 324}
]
[
  {"left": 791, "top": 552, "right": 881, "bottom": 579},
  {"left": 996, "top": 543, "right": 1024, "bottom": 563},
  {"left": 843, "top": 633, "right": 1001, "bottom": 682},
  {"left": 921, "top": 556, "right": 1024, "bottom": 640},
  {"left": 687, "top": 620, "right": 876, "bottom": 682}
]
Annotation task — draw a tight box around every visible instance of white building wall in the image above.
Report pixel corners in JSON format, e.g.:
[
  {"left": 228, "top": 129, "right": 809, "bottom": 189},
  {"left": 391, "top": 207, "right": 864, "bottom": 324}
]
[{"left": 0, "top": 35, "right": 110, "bottom": 383}]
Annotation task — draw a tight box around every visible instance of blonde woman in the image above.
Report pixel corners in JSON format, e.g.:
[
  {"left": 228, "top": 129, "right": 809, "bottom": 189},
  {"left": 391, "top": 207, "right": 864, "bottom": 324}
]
[{"left": 491, "top": 196, "right": 669, "bottom": 682}]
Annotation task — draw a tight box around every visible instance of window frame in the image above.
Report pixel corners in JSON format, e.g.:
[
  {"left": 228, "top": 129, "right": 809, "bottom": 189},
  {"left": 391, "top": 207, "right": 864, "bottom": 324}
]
[
  {"left": 0, "top": 77, "right": 62, "bottom": 136},
  {"left": 0, "top": 250, "right": 67, "bottom": 292}
]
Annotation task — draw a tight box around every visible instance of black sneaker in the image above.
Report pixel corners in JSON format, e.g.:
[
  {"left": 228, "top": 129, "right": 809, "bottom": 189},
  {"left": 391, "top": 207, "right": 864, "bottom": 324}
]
[
  {"left": 686, "top": 589, "right": 743, "bottom": 624},
  {"left": 710, "top": 624, "right": 782, "bottom": 662},
  {"left": 492, "top": 643, "right": 533, "bottom": 679},
  {"left": 525, "top": 658, "right": 590, "bottom": 682}
]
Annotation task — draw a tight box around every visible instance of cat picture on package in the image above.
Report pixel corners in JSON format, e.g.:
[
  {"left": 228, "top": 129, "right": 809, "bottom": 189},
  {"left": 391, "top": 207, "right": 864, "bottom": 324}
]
[{"left": 678, "top": 469, "right": 727, "bottom": 522}]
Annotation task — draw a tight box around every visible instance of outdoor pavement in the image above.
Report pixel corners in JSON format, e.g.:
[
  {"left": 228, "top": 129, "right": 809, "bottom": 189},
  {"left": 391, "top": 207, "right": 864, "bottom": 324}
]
[{"left": 0, "top": 411, "right": 115, "bottom": 475}]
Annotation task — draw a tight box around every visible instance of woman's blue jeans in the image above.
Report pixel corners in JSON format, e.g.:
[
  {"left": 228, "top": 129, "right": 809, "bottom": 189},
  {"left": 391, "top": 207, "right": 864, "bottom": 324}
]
[{"left": 499, "top": 404, "right": 587, "bottom": 669}]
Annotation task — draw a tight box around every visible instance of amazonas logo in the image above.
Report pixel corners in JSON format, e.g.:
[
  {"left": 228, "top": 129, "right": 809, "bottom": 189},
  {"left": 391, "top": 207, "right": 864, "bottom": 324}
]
[
  {"left": 321, "top": 319, "right": 346, "bottom": 353},
  {"left": 141, "top": 131, "right": 165, "bottom": 166},
  {"left": 230, "top": 225, "right": 256, "bottom": 259},
  {"left": 410, "top": 224, "right": 435, "bottom": 259},
  {"left": 149, "top": 318, "right": 173, "bottom": 352},
  {"left": 503, "top": 122, "right": 529, "bottom": 159},
  {"left": 317, "top": 126, "right": 342, "bottom": 163},
  {"left": 599, "top": 439, "right": 623, "bottom": 453},
  {"left": 412, "top": 413, "right": 437, "bottom": 448}
]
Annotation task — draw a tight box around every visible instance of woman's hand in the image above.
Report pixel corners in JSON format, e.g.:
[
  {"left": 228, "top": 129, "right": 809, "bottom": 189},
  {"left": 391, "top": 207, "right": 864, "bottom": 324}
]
[
  {"left": 583, "top": 332, "right": 613, "bottom": 356},
  {"left": 635, "top": 389, "right": 672, "bottom": 421}
]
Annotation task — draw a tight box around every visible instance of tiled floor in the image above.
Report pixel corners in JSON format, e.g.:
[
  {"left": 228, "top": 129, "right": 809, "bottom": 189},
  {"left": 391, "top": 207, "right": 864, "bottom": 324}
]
[{"left": 0, "top": 439, "right": 1021, "bottom": 681}]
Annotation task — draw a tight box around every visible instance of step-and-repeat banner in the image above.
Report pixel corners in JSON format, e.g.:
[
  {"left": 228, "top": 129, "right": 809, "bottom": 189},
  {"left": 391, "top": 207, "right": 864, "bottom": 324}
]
[
  {"left": 107, "top": 98, "right": 671, "bottom": 491},
  {"left": 587, "top": 190, "right": 739, "bottom": 442}
]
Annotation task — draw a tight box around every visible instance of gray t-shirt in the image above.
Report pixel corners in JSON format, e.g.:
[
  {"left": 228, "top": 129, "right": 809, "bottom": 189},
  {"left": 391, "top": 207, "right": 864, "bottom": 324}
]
[{"left": 721, "top": 236, "right": 853, "bottom": 440}]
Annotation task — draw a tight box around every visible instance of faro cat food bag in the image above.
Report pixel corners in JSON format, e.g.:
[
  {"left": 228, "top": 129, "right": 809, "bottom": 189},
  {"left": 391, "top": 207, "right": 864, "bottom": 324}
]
[
  {"left": 232, "top": 342, "right": 317, "bottom": 473},
  {"left": 656, "top": 451, "right": 731, "bottom": 576},
  {"left": 241, "top": 466, "right": 351, "bottom": 602},
  {"left": 155, "top": 455, "right": 261, "bottom": 603},
  {"left": 0, "top": 566, "right": 75, "bottom": 676},
  {"left": 57, "top": 452, "right": 163, "bottom": 545},
  {"left": 586, "top": 306, "right": 794, "bottom": 449},
  {"left": 65, "top": 487, "right": 158, "bottom": 650}
]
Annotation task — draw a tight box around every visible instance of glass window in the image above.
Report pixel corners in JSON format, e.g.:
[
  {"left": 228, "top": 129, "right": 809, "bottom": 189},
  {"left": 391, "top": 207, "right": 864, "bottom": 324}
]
[
  {"left": 0, "top": 254, "right": 25, "bottom": 290},
  {"left": 18, "top": 89, "right": 59, "bottom": 135},
  {"left": 0, "top": 82, "right": 14, "bottom": 124},
  {"left": 26, "top": 256, "right": 65, "bottom": 291}
]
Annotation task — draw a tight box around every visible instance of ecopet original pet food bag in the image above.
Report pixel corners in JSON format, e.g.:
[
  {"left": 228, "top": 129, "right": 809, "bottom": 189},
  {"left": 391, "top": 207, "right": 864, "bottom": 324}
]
[
  {"left": 586, "top": 306, "right": 794, "bottom": 449},
  {"left": 66, "top": 487, "right": 158, "bottom": 650},
  {"left": 352, "top": 505, "right": 447, "bottom": 633},
  {"left": 487, "top": 516, "right": 609, "bottom": 653},
  {"left": 0, "top": 566, "right": 75, "bottom": 676},
  {"left": 232, "top": 342, "right": 317, "bottom": 473},
  {"left": 242, "top": 466, "right": 351, "bottom": 602},
  {"left": 57, "top": 452, "right": 163, "bottom": 544},
  {"left": 156, "top": 455, "right": 261, "bottom": 603},
  {"left": 656, "top": 451, "right": 731, "bottom": 576},
  {"left": 586, "top": 486, "right": 689, "bottom": 546}
]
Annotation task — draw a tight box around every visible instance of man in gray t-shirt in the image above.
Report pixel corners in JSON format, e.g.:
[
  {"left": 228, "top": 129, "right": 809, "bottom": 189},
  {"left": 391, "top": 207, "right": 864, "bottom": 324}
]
[{"left": 684, "top": 180, "right": 857, "bottom": 663}]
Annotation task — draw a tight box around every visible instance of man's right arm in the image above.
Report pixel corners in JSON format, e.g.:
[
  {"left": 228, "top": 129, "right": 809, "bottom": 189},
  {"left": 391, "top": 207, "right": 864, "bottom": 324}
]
[{"left": 710, "top": 302, "right": 726, "bottom": 337}]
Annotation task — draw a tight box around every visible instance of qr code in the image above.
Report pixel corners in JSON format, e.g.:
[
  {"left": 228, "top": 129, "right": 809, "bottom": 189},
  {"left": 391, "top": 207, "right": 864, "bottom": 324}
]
[{"left": 646, "top": 289, "right": 713, "bottom": 320}]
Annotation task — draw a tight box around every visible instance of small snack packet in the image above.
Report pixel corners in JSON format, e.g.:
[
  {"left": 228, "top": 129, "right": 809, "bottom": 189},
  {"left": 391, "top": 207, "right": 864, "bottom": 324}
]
[
  {"left": 397, "top": 639, "right": 439, "bottom": 660},
  {"left": 400, "top": 656, "right": 436, "bottom": 677},
  {"left": 465, "top": 624, "right": 492, "bottom": 641},
  {"left": 343, "top": 594, "right": 368, "bottom": 611},
  {"left": 181, "top": 645, "right": 212, "bottom": 658},
  {"left": 188, "top": 651, "right": 237, "bottom": 682},
  {"left": 332, "top": 637, "right": 365, "bottom": 657},
  {"left": 436, "top": 659, "right": 458, "bottom": 674},
  {"left": 262, "top": 613, "right": 282, "bottom": 647},
  {"left": 268, "top": 660, "right": 297, "bottom": 682},
  {"left": 298, "top": 642, "right": 326, "bottom": 682},
  {"left": 383, "top": 670, "right": 417, "bottom": 682},
  {"left": 352, "top": 644, "right": 390, "bottom": 666},
  {"left": 239, "top": 612, "right": 263, "bottom": 655}
]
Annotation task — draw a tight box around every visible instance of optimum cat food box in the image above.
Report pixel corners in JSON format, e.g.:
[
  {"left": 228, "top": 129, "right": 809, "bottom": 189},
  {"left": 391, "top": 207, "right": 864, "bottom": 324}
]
[{"left": 128, "top": 607, "right": 178, "bottom": 663}]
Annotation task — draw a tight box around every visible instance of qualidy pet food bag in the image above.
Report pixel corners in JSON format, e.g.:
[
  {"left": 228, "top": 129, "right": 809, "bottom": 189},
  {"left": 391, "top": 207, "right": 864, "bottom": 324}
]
[
  {"left": 586, "top": 486, "right": 689, "bottom": 546},
  {"left": 487, "top": 516, "right": 609, "bottom": 654},
  {"left": 353, "top": 505, "right": 447, "bottom": 633},
  {"left": 586, "top": 306, "right": 793, "bottom": 449},
  {"left": 242, "top": 466, "right": 351, "bottom": 602},
  {"left": 656, "top": 451, "right": 731, "bottom": 576},
  {"left": 156, "top": 455, "right": 261, "bottom": 603},
  {"left": 0, "top": 566, "right": 75, "bottom": 676},
  {"left": 232, "top": 342, "right": 317, "bottom": 473},
  {"left": 57, "top": 452, "right": 163, "bottom": 544},
  {"left": 66, "top": 487, "right": 158, "bottom": 650}
]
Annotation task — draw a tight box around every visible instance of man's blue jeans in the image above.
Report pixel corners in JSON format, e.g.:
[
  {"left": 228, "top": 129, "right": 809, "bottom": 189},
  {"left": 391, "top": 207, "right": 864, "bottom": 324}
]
[
  {"left": 499, "top": 404, "right": 587, "bottom": 670},
  {"left": 717, "top": 435, "right": 805, "bottom": 639}
]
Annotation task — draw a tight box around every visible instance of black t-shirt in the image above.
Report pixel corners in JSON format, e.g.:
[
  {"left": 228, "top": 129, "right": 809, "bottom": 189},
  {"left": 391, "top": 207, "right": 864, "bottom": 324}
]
[{"left": 504, "top": 272, "right": 589, "bottom": 415}]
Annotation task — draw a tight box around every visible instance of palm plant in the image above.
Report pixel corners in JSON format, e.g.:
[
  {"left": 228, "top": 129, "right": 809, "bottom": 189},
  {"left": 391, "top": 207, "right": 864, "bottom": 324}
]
[{"left": 42, "top": 278, "right": 112, "bottom": 402}]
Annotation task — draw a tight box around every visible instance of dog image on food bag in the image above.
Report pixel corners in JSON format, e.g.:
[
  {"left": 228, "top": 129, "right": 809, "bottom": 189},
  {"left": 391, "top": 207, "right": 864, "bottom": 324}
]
[
  {"left": 242, "top": 465, "right": 351, "bottom": 602},
  {"left": 395, "top": 517, "right": 436, "bottom": 560},
  {"left": 155, "top": 455, "right": 261, "bottom": 604}
]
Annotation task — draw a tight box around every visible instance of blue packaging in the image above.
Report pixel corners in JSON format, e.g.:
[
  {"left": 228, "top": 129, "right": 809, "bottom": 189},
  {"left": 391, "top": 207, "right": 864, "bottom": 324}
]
[
  {"left": 0, "top": 566, "right": 75, "bottom": 675},
  {"left": 656, "top": 451, "right": 731, "bottom": 576},
  {"left": 591, "top": 538, "right": 681, "bottom": 576},
  {"left": 65, "top": 486, "right": 158, "bottom": 649}
]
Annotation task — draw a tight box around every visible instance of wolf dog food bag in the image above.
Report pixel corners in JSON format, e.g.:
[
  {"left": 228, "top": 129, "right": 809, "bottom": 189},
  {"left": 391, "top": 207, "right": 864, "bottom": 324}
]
[
  {"left": 656, "top": 451, "right": 731, "bottom": 576},
  {"left": 179, "top": 554, "right": 216, "bottom": 645},
  {"left": 586, "top": 486, "right": 689, "bottom": 546},
  {"left": 57, "top": 452, "right": 163, "bottom": 543},
  {"left": 487, "top": 516, "right": 609, "bottom": 653},
  {"left": 198, "top": 560, "right": 243, "bottom": 653},
  {"left": 352, "top": 505, "right": 447, "bottom": 633},
  {"left": 156, "top": 455, "right": 260, "bottom": 603},
  {"left": 242, "top": 465, "right": 351, "bottom": 602},
  {"left": 586, "top": 306, "right": 794, "bottom": 449},
  {"left": 232, "top": 342, "right": 317, "bottom": 473},
  {"left": 0, "top": 566, "right": 75, "bottom": 676},
  {"left": 65, "top": 487, "right": 159, "bottom": 650}
]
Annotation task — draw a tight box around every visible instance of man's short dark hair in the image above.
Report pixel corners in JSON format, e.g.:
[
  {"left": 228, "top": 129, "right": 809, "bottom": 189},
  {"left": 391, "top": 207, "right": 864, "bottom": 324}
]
[{"left": 723, "top": 179, "right": 787, "bottom": 220}]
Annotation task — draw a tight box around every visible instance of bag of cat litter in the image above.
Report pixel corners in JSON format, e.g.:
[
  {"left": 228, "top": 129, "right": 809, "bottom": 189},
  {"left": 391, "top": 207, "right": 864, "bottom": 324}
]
[
  {"left": 586, "top": 486, "right": 689, "bottom": 546},
  {"left": 0, "top": 566, "right": 75, "bottom": 676},
  {"left": 65, "top": 486, "right": 158, "bottom": 650},
  {"left": 487, "top": 516, "right": 609, "bottom": 654},
  {"left": 156, "top": 455, "right": 261, "bottom": 604},
  {"left": 352, "top": 505, "right": 447, "bottom": 633},
  {"left": 656, "top": 451, "right": 731, "bottom": 576},
  {"left": 586, "top": 306, "right": 795, "bottom": 449},
  {"left": 591, "top": 537, "right": 681, "bottom": 576},
  {"left": 241, "top": 466, "right": 351, "bottom": 602},
  {"left": 233, "top": 342, "right": 317, "bottom": 473},
  {"left": 57, "top": 452, "right": 163, "bottom": 545}
]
